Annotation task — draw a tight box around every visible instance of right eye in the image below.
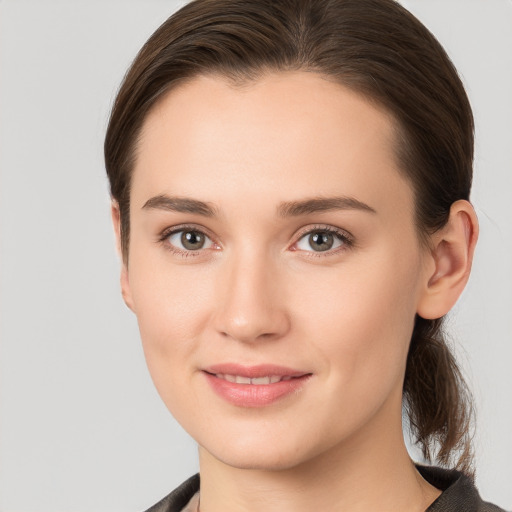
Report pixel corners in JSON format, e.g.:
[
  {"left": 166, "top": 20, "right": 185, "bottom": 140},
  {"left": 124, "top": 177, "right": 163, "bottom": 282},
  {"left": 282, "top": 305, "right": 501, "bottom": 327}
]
[{"left": 166, "top": 229, "right": 216, "bottom": 252}]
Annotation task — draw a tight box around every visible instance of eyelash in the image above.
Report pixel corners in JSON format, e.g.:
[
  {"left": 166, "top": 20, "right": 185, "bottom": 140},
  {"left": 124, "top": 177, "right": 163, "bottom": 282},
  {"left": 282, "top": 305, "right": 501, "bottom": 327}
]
[{"left": 158, "top": 224, "right": 354, "bottom": 258}]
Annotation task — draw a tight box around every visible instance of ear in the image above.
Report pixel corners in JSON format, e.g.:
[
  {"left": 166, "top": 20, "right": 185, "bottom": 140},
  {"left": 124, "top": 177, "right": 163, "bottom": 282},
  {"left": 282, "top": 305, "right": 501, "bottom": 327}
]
[
  {"left": 417, "top": 200, "right": 479, "bottom": 320},
  {"left": 111, "top": 200, "right": 136, "bottom": 312}
]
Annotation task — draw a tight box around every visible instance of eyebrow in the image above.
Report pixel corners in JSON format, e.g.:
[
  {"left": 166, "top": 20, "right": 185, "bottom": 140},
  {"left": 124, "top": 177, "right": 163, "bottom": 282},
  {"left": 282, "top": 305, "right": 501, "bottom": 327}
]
[
  {"left": 277, "top": 196, "right": 376, "bottom": 217},
  {"left": 142, "top": 195, "right": 217, "bottom": 216},
  {"left": 142, "top": 194, "right": 376, "bottom": 218}
]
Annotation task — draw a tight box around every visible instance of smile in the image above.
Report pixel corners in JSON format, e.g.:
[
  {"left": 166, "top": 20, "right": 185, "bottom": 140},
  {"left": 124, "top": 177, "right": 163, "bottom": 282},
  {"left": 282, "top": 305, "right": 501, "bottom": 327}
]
[
  {"left": 203, "top": 364, "right": 312, "bottom": 407},
  {"left": 213, "top": 374, "right": 295, "bottom": 385}
]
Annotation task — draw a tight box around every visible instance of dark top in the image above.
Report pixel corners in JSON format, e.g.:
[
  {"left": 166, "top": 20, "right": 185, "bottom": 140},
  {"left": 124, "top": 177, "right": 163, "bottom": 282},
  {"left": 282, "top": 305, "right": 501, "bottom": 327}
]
[{"left": 145, "top": 466, "right": 506, "bottom": 512}]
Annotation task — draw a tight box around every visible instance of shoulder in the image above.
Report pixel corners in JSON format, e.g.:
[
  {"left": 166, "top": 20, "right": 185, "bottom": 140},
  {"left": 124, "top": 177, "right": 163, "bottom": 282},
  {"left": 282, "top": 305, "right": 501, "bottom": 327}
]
[
  {"left": 142, "top": 469, "right": 508, "bottom": 512},
  {"left": 418, "top": 465, "right": 507, "bottom": 512},
  {"left": 143, "top": 474, "right": 200, "bottom": 512}
]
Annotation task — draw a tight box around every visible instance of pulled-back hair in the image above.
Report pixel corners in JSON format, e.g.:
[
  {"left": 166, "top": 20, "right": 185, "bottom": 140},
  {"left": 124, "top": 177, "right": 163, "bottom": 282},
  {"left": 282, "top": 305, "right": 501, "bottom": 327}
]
[{"left": 105, "top": 0, "right": 474, "bottom": 473}]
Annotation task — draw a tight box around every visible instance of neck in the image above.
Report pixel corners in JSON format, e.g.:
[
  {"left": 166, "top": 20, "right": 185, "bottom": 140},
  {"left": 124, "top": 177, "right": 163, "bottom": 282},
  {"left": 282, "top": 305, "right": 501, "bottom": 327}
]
[{"left": 197, "top": 399, "right": 440, "bottom": 512}]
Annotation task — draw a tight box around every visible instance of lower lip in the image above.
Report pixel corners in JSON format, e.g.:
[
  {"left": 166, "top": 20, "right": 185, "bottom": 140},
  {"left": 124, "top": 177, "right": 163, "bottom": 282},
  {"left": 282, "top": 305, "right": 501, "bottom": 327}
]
[{"left": 203, "top": 372, "right": 311, "bottom": 408}]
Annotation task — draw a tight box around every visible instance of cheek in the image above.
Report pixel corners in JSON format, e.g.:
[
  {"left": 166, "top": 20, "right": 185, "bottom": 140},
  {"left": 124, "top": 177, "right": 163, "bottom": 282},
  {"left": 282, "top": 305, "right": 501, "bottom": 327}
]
[
  {"left": 294, "top": 250, "right": 420, "bottom": 399},
  {"left": 130, "top": 243, "right": 215, "bottom": 333},
  {"left": 127, "top": 250, "right": 217, "bottom": 399}
]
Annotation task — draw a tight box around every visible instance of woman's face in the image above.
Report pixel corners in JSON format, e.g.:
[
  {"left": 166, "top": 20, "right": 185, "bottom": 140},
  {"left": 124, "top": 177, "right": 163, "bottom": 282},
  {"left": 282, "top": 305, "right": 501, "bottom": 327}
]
[{"left": 120, "top": 72, "right": 433, "bottom": 470}]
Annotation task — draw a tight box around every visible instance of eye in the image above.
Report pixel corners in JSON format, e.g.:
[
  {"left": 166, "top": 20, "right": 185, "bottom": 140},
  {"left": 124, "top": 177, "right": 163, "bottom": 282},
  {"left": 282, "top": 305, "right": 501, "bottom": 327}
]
[
  {"left": 165, "top": 228, "right": 216, "bottom": 252},
  {"left": 293, "top": 227, "right": 352, "bottom": 254}
]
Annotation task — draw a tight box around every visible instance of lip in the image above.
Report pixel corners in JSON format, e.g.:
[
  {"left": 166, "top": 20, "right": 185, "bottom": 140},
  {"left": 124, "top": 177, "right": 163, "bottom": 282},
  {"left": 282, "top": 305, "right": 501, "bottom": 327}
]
[{"left": 203, "top": 363, "right": 312, "bottom": 408}]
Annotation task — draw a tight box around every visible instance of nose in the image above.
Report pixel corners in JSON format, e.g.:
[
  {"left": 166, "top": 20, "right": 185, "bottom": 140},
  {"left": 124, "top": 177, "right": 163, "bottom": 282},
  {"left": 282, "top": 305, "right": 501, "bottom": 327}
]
[{"left": 212, "top": 250, "right": 291, "bottom": 344}]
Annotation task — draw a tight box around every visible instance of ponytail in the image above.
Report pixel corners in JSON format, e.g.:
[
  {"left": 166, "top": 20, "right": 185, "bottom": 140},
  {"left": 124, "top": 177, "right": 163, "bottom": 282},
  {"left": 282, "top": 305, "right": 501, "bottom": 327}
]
[{"left": 403, "top": 316, "right": 474, "bottom": 475}]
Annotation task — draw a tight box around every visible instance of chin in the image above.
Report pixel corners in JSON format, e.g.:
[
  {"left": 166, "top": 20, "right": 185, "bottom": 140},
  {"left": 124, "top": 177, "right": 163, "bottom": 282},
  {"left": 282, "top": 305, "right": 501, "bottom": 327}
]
[
  {"left": 198, "top": 429, "right": 327, "bottom": 472},
  {"left": 211, "top": 447, "right": 306, "bottom": 472}
]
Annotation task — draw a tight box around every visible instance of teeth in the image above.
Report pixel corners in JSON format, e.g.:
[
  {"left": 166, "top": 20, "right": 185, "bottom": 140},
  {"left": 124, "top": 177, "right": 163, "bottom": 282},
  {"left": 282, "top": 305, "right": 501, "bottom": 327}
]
[
  {"left": 251, "top": 376, "right": 271, "bottom": 385},
  {"left": 215, "top": 374, "right": 289, "bottom": 385}
]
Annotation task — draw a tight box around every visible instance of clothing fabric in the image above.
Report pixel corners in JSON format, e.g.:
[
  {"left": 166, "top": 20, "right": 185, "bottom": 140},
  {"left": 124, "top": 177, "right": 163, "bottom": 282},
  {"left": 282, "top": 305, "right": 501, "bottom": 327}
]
[{"left": 144, "top": 466, "right": 506, "bottom": 512}]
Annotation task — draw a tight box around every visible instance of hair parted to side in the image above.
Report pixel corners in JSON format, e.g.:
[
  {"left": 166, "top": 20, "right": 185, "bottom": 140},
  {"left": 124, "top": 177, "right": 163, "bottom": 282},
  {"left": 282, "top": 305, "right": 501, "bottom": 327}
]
[{"left": 105, "top": 0, "right": 475, "bottom": 473}]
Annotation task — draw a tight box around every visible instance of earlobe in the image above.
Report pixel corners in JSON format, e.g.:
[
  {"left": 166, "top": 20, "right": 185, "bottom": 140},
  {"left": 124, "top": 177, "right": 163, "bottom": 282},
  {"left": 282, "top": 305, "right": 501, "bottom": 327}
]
[
  {"left": 417, "top": 200, "right": 478, "bottom": 320},
  {"left": 120, "top": 265, "right": 136, "bottom": 313},
  {"left": 111, "top": 201, "right": 136, "bottom": 313}
]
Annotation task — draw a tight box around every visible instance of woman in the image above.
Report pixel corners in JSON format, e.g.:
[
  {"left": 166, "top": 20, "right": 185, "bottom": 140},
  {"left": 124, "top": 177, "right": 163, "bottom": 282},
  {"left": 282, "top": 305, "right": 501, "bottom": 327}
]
[{"left": 104, "top": 0, "right": 504, "bottom": 510}]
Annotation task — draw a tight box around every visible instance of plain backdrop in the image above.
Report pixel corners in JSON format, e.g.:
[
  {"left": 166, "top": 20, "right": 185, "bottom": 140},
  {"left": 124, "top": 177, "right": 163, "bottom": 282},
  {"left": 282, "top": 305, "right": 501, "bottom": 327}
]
[{"left": 0, "top": 1, "right": 511, "bottom": 511}]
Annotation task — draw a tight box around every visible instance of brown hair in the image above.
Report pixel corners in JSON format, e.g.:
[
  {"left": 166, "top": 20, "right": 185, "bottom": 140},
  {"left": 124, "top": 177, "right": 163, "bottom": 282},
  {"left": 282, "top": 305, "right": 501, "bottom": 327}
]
[{"left": 105, "top": 0, "right": 475, "bottom": 473}]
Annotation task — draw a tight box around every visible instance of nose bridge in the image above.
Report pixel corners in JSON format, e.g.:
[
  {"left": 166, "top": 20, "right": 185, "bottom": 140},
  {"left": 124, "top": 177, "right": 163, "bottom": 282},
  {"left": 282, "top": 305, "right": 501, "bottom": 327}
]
[{"left": 214, "top": 246, "right": 289, "bottom": 343}]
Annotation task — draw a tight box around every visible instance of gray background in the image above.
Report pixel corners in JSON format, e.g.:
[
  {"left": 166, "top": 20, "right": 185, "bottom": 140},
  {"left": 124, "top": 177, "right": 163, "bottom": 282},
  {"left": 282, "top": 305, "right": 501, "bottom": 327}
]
[{"left": 0, "top": 1, "right": 510, "bottom": 510}]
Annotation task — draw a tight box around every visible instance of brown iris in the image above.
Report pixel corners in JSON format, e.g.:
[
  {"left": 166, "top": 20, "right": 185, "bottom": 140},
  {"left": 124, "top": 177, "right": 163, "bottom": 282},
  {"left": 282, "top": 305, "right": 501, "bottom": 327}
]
[
  {"left": 308, "top": 231, "right": 334, "bottom": 252},
  {"left": 181, "top": 231, "right": 206, "bottom": 250}
]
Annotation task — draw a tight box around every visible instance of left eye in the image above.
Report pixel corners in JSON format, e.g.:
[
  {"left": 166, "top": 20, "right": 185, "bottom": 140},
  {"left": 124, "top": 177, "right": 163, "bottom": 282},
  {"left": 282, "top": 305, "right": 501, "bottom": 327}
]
[
  {"left": 295, "top": 230, "right": 347, "bottom": 252},
  {"left": 167, "top": 229, "right": 215, "bottom": 251}
]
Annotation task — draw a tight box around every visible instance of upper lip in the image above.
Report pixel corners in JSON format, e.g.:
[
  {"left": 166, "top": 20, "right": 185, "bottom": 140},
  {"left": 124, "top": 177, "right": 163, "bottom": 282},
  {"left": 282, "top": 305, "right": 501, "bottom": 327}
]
[{"left": 204, "top": 363, "right": 310, "bottom": 379}]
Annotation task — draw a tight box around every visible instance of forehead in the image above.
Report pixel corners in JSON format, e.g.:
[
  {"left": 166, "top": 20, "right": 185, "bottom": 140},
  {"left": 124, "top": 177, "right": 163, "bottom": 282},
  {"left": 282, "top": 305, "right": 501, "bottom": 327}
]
[{"left": 132, "top": 71, "right": 414, "bottom": 219}]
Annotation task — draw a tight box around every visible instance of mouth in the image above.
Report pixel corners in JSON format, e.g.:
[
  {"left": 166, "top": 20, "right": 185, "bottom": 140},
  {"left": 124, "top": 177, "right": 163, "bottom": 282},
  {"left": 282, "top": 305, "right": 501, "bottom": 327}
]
[{"left": 202, "top": 364, "right": 312, "bottom": 407}]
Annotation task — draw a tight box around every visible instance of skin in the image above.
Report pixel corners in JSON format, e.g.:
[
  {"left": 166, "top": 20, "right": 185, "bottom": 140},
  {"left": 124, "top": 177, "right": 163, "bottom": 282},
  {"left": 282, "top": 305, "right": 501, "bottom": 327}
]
[{"left": 112, "top": 72, "right": 478, "bottom": 512}]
